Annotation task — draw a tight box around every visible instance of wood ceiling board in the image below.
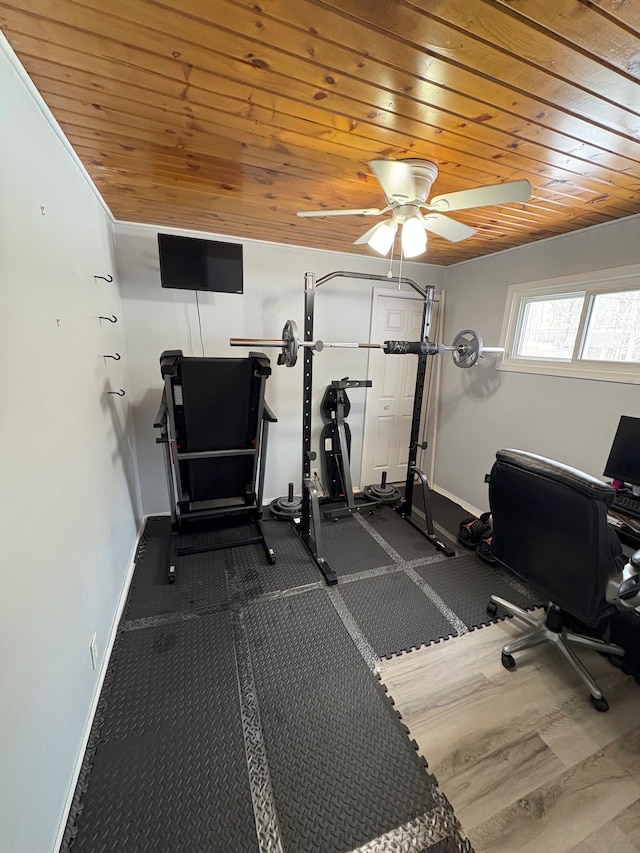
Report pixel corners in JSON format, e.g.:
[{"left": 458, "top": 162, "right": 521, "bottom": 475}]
[{"left": 2, "top": 0, "right": 640, "bottom": 265}]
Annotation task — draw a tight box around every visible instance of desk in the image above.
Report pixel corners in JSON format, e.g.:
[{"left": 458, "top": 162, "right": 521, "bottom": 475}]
[
  {"left": 606, "top": 516, "right": 640, "bottom": 682},
  {"left": 608, "top": 515, "right": 640, "bottom": 554}
]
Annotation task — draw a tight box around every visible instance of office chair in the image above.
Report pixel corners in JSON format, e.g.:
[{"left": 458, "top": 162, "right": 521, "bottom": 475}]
[
  {"left": 487, "top": 448, "right": 640, "bottom": 711},
  {"left": 155, "top": 350, "right": 277, "bottom": 583}
]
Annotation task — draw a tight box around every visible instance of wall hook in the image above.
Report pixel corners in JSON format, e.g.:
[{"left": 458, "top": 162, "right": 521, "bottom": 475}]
[
  {"left": 94, "top": 274, "right": 113, "bottom": 283},
  {"left": 99, "top": 314, "right": 118, "bottom": 323},
  {"left": 103, "top": 352, "right": 121, "bottom": 361},
  {"left": 107, "top": 389, "right": 126, "bottom": 396}
]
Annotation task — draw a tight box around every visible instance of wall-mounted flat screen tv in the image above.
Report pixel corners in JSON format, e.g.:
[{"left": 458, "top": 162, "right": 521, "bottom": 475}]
[{"left": 158, "top": 233, "right": 243, "bottom": 294}]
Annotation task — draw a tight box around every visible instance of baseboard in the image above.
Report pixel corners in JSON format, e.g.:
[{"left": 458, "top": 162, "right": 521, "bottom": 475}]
[
  {"left": 431, "top": 483, "right": 484, "bottom": 519},
  {"left": 53, "top": 514, "right": 147, "bottom": 853}
]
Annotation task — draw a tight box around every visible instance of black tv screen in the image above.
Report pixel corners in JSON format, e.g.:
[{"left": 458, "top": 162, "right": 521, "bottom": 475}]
[
  {"left": 603, "top": 415, "right": 640, "bottom": 487},
  {"left": 158, "top": 233, "right": 243, "bottom": 294}
]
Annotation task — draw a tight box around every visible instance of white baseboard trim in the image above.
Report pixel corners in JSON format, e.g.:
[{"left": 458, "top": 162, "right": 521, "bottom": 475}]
[
  {"left": 431, "top": 483, "right": 484, "bottom": 520},
  {"left": 53, "top": 515, "right": 148, "bottom": 853}
]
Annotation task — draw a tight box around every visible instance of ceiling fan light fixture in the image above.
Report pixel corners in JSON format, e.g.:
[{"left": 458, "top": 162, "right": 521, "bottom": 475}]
[
  {"left": 367, "top": 220, "right": 397, "bottom": 255},
  {"left": 401, "top": 216, "right": 427, "bottom": 257}
]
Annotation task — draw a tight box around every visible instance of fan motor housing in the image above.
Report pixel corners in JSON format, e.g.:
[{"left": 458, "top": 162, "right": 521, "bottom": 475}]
[{"left": 399, "top": 159, "right": 439, "bottom": 202}]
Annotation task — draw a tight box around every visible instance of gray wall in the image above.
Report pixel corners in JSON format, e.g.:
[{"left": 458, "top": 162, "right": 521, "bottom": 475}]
[
  {"left": 0, "top": 38, "right": 140, "bottom": 853},
  {"left": 114, "top": 222, "right": 444, "bottom": 514},
  {"left": 436, "top": 219, "right": 640, "bottom": 512}
]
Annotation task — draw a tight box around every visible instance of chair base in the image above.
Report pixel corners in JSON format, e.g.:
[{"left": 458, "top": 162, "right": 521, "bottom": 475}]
[{"left": 489, "top": 595, "right": 625, "bottom": 711}]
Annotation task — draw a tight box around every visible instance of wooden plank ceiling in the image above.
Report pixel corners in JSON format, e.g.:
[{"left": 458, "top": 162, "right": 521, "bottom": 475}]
[{"left": 2, "top": 0, "right": 640, "bottom": 265}]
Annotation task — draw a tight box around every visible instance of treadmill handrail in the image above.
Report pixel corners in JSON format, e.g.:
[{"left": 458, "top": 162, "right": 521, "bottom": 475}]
[{"left": 263, "top": 401, "right": 277, "bottom": 423}]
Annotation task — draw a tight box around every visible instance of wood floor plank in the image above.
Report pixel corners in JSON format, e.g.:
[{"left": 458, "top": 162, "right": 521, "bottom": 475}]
[
  {"left": 441, "top": 731, "right": 565, "bottom": 829},
  {"left": 381, "top": 617, "right": 640, "bottom": 853},
  {"left": 557, "top": 820, "right": 638, "bottom": 853},
  {"left": 469, "top": 745, "right": 640, "bottom": 853},
  {"left": 615, "top": 797, "right": 640, "bottom": 849},
  {"left": 540, "top": 681, "right": 640, "bottom": 767}
]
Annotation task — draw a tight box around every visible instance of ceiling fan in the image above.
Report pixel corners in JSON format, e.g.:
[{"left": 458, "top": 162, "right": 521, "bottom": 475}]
[{"left": 297, "top": 159, "right": 531, "bottom": 258}]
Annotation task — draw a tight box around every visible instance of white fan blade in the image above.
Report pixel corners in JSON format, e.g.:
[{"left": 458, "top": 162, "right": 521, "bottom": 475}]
[
  {"left": 368, "top": 160, "right": 417, "bottom": 203},
  {"left": 419, "top": 212, "right": 476, "bottom": 242},
  {"left": 353, "top": 221, "right": 388, "bottom": 245},
  {"left": 297, "top": 207, "right": 382, "bottom": 217},
  {"left": 430, "top": 179, "right": 531, "bottom": 212}
]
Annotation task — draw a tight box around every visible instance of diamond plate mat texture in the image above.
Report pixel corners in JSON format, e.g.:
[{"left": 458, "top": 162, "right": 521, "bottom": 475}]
[
  {"left": 339, "top": 571, "right": 457, "bottom": 658},
  {"left": 364, "top": 506, "right": 458, "bottom": 561},
  {"left": 62, "top": 496, "right": 534, "bottom": 853},
  {"left": 66, "top": 609, "right": 258, "bottom": 853},
  {"left": 243, "top": 589, "right": 438, "bottom": 853}
]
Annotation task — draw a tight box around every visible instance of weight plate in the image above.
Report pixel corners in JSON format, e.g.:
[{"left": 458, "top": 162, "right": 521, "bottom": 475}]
[
  {"left": 282, "top": 319, "right": 299, "bottom": 367},
  {"left": 451, "top": 329, "right": 483, "bottom": 368},
  {"left": 269, "top": 494, "right": 302, "bottom": 519},
  {"left": 363, "top": 483, "right": 402, "bottom": 505}
]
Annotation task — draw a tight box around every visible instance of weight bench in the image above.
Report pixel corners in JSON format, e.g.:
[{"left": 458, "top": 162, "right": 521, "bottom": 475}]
[{"left": 154, "top": 350, "right": 277, "bottom": 583}]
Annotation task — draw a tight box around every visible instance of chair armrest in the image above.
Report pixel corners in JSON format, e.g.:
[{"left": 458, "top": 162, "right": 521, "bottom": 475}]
[
  {"left": 263, "top": 401, "right": 277, "bottom": 423},
  {"left": 606, "top": 550, "right": 640, "bottom": 611}
]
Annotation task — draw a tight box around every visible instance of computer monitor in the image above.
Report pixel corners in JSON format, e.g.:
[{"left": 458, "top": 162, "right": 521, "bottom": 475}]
[
  {"left": 603, "top": 415, "right": 640, "bottom": 495},
  {"left": 158, "top": 233, "right": 243, "bottom": 294}
]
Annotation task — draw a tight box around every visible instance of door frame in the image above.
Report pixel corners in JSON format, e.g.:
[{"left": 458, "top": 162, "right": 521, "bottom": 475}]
[{"left": 359, "top": 287, "right": 444, "bottom": 488}]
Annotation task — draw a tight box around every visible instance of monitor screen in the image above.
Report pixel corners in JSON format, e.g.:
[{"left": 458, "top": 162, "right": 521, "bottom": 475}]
[
  {"left": 603, "top": 415, "right": 640, "bottom": 488},
  {"left": 158, "top": 233, "right": 243, "bottom": 294}
]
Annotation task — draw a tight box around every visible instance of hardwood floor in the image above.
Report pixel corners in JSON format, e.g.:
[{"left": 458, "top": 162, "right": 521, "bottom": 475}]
[{"left": 381, "top": 613, "right": 640, "bottom": 853}]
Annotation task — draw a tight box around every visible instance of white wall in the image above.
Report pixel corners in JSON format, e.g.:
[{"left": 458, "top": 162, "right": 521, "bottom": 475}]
[
  {"left": 114, "top": 222, "right": 444, "bottom": 514},
  {"left": 436, "top": 218, "right": 640, "bottom": 512},
  {"left": 0, "top": 38, "right": 140, "bottom": 853}
]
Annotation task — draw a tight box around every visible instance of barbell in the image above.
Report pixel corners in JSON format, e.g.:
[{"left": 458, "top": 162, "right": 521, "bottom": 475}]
[{"left": 229, "top": 319, "right": 504, "bottom": 369}]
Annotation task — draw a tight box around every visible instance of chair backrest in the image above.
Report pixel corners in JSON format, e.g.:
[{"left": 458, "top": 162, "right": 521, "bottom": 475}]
[{"left": 488, "top": 448, "right": 625, "bottom": 626}]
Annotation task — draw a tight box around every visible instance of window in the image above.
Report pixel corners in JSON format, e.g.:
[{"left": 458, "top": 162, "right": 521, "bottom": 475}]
[{"left": 499, "top": 265, "right": 640, "bottom": 383}]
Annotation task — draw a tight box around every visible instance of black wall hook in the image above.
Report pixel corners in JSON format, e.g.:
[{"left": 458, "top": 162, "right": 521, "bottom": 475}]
[
  {"left": 94, "top": 274, "right": 114, "bottom": 282},
  {"left": 99, "top": 315, "right": 118, "bottom": 323},
  {"left": 107, "top": 389, "right": 126, "bottom": 396},
  {"left": 103, "top": 352, "right": 121, "bottom": 361}
]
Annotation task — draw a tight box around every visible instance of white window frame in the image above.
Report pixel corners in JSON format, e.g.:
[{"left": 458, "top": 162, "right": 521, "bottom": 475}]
[{"left": 498, "top": 263, "right": 640, "bottom": 385}]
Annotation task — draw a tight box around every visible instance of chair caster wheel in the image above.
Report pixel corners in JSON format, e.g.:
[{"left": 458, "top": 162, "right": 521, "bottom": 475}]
[
  {"left": 590, "top": 695, "right": 609, "bottom": 712},
  {"left": 487, "top": 601, "right": 498, "bottom": 617},
  {"left": 501, "top": 652, "right": 516, "bottom": 671}
]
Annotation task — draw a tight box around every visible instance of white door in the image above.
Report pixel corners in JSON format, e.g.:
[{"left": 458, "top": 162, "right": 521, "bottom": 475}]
[{"left": 360, "top": 290, "right": 442, "bottom": 489}]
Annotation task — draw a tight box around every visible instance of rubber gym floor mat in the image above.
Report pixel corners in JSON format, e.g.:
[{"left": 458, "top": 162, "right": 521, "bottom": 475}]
[
  {"left": 364, "top": 504, "right": 458, "bottom": 561},
  {"left": 319, "top": 514, "right": 393, "bottom": 576},
  {"left": 65, "top": 609, "right": 257, "bottom": 853},
  {"left": 124, "top": 516, "right": 230, "bottom": 620},
  {"left": 338, "top": 571, "right": 458, "bottom": 657},
  {"left": 234, "top": 520, "right": 323, "bottom": 596},
  {"left": 176, "top": 514, "right": 263, "bottom": 550},
  {"left": 243, "top": 587, "right": 468, "bottom": 853},
  {"left": 410, "top": 489, "right": 472, "bottom": 540},
  {"left": 416, "top": 552, "right": 543, "bottom": 632}
]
